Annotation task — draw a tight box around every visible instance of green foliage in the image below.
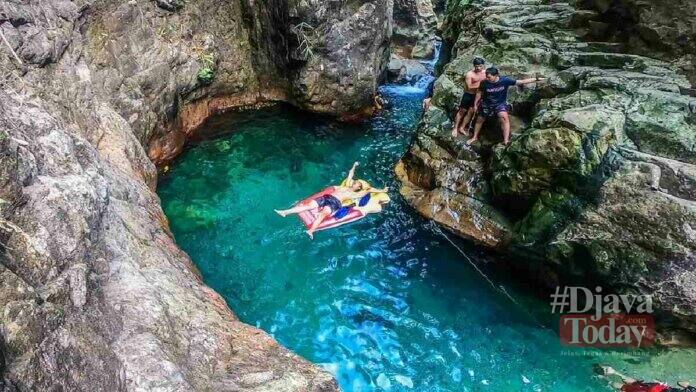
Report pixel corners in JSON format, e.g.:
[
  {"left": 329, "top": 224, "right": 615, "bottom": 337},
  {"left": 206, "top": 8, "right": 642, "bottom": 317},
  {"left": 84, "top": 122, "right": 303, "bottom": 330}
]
[
  {"left": 197, "top": 53, "right": 216, "bottom": 85},
  {"left": 197, "top": 68, "right": 214, "bottom": 84},
  {"left": 290, "top": 22, "right": 320, "bottom": 61}
]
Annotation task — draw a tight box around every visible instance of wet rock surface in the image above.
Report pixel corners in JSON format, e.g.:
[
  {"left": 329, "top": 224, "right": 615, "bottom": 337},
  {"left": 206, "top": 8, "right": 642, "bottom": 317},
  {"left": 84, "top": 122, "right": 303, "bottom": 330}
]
[
  {"left": 397, "top": 0, "right": 696, "bottom": 339},
  {"left": 0, "top": 0, "right": 342, "bottom": 390},
  {"left": 387, "top": 54, "right": 430, "bottom": 84}
]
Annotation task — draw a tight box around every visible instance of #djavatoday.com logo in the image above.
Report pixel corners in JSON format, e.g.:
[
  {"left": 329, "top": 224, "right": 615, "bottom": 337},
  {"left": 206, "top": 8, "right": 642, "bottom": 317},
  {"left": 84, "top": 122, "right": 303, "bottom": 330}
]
[{"left": 550, "top": 286, "right": 655, "bottom": 348}]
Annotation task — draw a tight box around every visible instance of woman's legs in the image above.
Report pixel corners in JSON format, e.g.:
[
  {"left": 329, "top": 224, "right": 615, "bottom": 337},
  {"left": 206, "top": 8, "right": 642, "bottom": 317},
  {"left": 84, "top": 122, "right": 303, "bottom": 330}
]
[
  {"left": 275, "top": 200, "right": 319, "bottom": 217},
  {"left": 306, "top": 207, "right": 332, "bottom": 239}
]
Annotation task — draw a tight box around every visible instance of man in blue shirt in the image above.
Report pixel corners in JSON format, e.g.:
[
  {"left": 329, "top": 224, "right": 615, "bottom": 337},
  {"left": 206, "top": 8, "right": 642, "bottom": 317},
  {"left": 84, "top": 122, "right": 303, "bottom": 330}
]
[{"left": 467, "top": 67, "right": 544, "bottom": 145}]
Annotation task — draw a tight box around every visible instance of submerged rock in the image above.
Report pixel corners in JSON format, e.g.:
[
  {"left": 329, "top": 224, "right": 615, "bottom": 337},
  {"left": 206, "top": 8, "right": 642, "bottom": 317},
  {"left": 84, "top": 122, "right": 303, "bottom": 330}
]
[{"left": 397, "top": 0, "right": 696, "bottom": 339}]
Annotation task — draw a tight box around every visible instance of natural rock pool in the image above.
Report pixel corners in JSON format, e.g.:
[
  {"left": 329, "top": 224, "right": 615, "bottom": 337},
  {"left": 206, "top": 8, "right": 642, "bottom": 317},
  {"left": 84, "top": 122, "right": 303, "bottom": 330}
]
[{"left": 158, "top": 85, "right": 696, "bottom": 391}]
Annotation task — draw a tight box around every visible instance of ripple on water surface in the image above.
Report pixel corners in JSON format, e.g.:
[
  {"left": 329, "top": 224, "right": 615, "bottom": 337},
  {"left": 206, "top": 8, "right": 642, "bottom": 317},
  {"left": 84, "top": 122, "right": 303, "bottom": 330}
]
[{"left": 158, "top": 86, "right": 696, "bottom": 391}]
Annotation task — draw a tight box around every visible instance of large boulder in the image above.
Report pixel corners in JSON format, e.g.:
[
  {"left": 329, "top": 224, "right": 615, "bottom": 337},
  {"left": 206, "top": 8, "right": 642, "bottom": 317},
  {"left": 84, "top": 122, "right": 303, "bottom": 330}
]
[
  {"left": 548, "top": 157, "right": 696, "bottom": 335},
  {"left": 397, "top": 0, "right": 696, "bottom": 340},
  {"left": 491, "top": 106, "right": 626, "bottom": 204},
  {"left": 387, "top": 54, "right": 430, "bottom": 84},
  {"left": 397, "top": 107, "right": 512, "bottom": 248},
  {"left": 625, "top": 92, "right": 696, "bottom": 165},
  {"left": 289, "top": 0, "right": 393, "bottom": 116}
]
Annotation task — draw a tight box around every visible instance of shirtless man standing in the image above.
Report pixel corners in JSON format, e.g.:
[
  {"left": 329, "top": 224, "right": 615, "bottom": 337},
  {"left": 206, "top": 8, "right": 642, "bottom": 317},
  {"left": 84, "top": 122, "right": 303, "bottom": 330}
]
[{"left": 451, "top": 57, "right": 487, "bottom": 137}]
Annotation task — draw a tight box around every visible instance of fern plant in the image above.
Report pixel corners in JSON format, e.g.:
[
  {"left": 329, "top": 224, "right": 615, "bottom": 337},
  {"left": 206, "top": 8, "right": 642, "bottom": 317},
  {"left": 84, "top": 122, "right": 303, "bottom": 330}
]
[
  {"left": 197, "top": 53, "right": 216, "bottom": 85},
  {"left": 290, "top": 22, "right": 320, "bottom": 61}
]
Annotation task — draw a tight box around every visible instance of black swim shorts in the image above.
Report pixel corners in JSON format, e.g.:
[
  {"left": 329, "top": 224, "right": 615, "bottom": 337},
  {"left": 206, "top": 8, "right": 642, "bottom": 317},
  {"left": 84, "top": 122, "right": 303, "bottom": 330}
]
[
  {"left": 460, "top": 92, "right": 476, "bottom": 109},
  {"left": 315, "top": 195, "right": 342, "bottom": 214}
]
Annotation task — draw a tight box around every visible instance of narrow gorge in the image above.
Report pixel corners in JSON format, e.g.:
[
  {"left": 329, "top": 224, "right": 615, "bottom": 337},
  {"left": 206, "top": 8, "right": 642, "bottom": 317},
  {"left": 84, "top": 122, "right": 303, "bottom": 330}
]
[{"left": 0, "top": 0, "right": 401, "bottom": 389}]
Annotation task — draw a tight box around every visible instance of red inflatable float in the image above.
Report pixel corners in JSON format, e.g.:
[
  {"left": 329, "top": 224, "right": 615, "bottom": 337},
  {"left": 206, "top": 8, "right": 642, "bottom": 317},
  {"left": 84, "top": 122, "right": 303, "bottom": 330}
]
[
  {"left": 296, "top": 186, "right": 366, "bottom": 232},
  {"left": 295, "top": 183, "right": 390, "bottom": 232}
]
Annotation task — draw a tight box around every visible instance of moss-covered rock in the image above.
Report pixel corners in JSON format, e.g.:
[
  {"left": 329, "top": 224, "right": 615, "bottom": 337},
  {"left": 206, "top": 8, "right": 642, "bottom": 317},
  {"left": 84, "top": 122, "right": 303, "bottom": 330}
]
[
  {"left": 431, "top": 74, "right": 463, "bottom": 113},
  {"left": 547, "top": 159, "right": 696, "bottom": 332},
  {"left": 491, "top": 127, "right": 584, "bottom": 201},
  {"left": 625, "top": 94, "right": 696, "bottom": 165},
  {"left": 397, "top": 0, "right": 696, "bottom": 339},
  {"left": 491, "top": 105, "right": 626, "bottom": 203},
  {"left": 512, "top": 188, "right": 584, "bottom": 248}
]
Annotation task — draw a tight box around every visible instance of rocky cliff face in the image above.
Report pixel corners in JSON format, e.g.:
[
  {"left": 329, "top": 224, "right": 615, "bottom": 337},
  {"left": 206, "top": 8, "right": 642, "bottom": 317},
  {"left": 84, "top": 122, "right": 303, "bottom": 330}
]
[
  {"left": 79, "top": 0, "right": 393, "bottom": 166},
  {"left": 577, "top": 0, "right": 696, "bottom": 83},
  {"left": 397, "top": 0, "right": 696, "bottom": 341},
  {"left": 288, "top": 0, "right": 393, "bottom": 118},
  {"left": 392, "top": 0, "right": 438, "bottom": 58},
  {"left": 0, "top": 0, "right": 384, "bottom": 390}
]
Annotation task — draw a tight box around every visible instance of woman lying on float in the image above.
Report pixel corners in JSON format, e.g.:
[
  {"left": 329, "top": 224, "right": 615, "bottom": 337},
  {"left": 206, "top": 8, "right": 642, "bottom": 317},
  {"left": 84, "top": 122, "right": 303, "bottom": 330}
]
[{"left": 275, "top": 162, "right": 389, "bottom": 239}]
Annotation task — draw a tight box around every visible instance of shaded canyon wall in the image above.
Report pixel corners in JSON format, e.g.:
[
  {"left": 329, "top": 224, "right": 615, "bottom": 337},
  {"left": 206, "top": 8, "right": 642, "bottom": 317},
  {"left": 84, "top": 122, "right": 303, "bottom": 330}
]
[{"left": 0, "top": 0, "right": 397, "bottom": 390}]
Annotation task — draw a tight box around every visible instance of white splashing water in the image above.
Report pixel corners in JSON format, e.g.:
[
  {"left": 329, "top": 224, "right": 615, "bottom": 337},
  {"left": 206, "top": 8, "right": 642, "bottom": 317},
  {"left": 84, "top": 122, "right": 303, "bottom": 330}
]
[
  {"left": 412, "top": 39, "right": 442, "bottom": 91},
  {"left": 389, "top": 38, "right": 441, "bottom": 94}
]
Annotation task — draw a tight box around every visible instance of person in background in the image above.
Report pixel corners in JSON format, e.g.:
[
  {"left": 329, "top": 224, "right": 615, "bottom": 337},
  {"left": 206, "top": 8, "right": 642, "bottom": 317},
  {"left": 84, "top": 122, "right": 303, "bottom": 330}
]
[
  {"left": 467, "top": 67, "right": 544, "bottom": 146},
  {"left": 594, "top": 365, "right": 694, "bottom": 392},
  {"left": 452, "top": 57, "right": 487, "bottom": 137},
  {"left": 374, "top": 94, "right": 392, "bottom": 111},
  {"left": 422, "top": 77, "right": 436, "bottom": 111}
]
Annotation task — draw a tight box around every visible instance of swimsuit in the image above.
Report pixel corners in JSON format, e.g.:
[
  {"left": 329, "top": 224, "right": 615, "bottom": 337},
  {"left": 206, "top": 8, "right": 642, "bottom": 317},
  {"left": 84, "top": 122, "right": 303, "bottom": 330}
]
[
  {"left": 480, "top": 102, "right": 512, "bottom": 118},
  {"left": 460, "top": 92, "right": 476, "bottom": 109},
  {"left": 315, "top": 194, "right": 342, "bottom": 214}
]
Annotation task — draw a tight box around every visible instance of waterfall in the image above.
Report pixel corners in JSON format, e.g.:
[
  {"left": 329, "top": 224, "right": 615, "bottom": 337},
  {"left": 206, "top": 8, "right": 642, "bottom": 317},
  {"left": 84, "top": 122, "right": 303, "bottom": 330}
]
[
  {"left": 410, "top": 39, "right": 441, "bottom": 92},
  {"left": 419, "top": 39, "right": 441, "bottom": 72},
  {"left": 382, "top": 38, "right": 441, "bottom": 96}
]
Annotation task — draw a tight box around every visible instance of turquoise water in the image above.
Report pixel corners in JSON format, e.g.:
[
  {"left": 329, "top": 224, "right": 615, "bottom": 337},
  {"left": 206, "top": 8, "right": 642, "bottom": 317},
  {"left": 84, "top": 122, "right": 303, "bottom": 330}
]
[{"left": 158, "top": 85, "right": 696, "bottom": 391}]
